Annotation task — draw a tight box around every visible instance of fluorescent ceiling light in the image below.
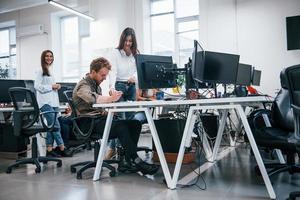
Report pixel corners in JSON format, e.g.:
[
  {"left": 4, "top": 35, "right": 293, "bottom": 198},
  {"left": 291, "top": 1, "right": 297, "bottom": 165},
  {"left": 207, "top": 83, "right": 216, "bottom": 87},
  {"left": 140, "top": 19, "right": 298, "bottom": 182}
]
[{"left": 48, "top": 0, "right": 95, "bottom": 21}]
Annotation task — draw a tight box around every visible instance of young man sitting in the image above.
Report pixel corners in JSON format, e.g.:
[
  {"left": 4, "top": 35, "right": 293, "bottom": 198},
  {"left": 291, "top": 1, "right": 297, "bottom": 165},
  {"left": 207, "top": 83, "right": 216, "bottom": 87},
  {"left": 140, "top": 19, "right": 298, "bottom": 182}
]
[{"left": 72, "top": 57, "right": 159, "bottom": 175}]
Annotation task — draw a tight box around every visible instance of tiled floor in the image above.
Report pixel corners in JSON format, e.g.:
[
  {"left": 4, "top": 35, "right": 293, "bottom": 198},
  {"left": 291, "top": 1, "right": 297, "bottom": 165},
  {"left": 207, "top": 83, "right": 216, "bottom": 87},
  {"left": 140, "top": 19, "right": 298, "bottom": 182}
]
[{"left": 0, "top": 134, "right": 299, "bottom": 200}]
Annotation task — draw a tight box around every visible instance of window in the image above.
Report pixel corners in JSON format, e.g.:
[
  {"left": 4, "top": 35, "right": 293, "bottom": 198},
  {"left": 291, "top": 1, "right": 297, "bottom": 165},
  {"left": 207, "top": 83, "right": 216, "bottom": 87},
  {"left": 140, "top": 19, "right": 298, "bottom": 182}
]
[
  {"left": 150, "top": 0, "right": 199, "bottom": 67},
  {"left": 60, "top": 16, "right": 92, "bottom": 82},
  {"left": 0, "top": 27, "right": 16, "bottom": 78}
]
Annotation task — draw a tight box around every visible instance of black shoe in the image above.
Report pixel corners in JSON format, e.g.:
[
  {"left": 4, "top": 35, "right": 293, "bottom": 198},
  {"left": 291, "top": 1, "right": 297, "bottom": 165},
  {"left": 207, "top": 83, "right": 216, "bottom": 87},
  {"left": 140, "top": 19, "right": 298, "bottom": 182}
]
[
  {"left": 54, "top": 146, "right": 61, "bottom": 155},
  {"left": 46, "top": 150, "right": 61, "bottom": 157},
  {"left": 133, "top": 158, "right": 159, "bottom": 175},
  {"left": 118, "top": 159, "right": 138, "bottom": 173},
  {"left": 60, "top": 149, "right": 73, "bottom": 157}
]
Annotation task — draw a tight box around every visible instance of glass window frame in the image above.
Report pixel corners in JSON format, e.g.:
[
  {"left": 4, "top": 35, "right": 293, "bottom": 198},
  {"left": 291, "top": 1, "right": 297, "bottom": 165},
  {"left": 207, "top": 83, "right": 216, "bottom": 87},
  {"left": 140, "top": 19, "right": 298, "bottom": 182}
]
[
  {"left": 0, "top": 26, "right": 16, "bottom": 78},
  {"left": 60, "top": 15, "right": 90, "bottom": 81},
  {"left": 150, "top": 0, "right": 200, "bottom": 68}
]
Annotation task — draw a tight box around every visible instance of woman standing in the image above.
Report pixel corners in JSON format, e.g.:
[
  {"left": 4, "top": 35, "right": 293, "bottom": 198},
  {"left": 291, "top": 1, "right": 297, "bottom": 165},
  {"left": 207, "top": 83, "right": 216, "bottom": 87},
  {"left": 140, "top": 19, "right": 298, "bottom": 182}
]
[
  {"left": 34, "top": 50, "right": 71, "bottom": 157},
  {"left": 105, "top": 27, "right": 140, "bottom": 159},
  {"left": 109, "top": 27, "right": 139, "bottom": 118}
]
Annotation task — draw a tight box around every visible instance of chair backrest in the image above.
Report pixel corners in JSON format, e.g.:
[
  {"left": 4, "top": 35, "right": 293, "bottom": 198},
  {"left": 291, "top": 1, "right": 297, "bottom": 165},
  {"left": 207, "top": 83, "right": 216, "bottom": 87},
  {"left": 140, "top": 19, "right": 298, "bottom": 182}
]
[
  {"left": 63, "top": 90, "right": 78, "bottom": 118},
  {"left": 284, "top": 64, "right": 300, "bottom": 139},
  {"left": 8, "top": 87, "right": 40, "bottom": 136},
  {"left": 270, "top": 69, "right": 294, "bottom": 131},
  {"left": 63, "top": 90, "right": 95, "bottom": 140}
]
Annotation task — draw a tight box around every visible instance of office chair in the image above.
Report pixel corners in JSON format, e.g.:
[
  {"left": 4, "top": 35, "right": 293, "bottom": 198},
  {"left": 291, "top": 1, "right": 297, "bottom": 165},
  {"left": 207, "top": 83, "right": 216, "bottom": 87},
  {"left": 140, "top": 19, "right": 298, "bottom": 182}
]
[
  {"left": 250, "top": 68, "right": 300, "bottom": 178},
  {"left": 6, "top": 87, "right": 62, "bottom": 174},
  {"left": 58, "top": 115, "right": 89, "bottom": 155},
  {"left": 63, "top": 90, "right": 117, "bottom": 179},
  {"left": 284, "top": 64, "right": 300, "bottom": 200}
]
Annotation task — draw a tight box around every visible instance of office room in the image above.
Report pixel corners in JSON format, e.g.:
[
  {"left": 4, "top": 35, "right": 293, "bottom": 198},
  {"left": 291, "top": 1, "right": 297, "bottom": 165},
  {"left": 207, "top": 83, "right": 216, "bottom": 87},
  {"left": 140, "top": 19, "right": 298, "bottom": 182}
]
[{"left": 0, "top": 0, "right": 300, "bottom": 199}]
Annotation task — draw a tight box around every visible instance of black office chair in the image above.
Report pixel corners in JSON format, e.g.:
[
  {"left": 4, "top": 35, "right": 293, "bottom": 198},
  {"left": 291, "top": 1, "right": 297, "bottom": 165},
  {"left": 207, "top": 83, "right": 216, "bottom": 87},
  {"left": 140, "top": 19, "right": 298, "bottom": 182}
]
[
  {"left": 284, "top": 64, "right": 300, "bottom": 200},
  {"left": 250, "top": 68, "right": 300, "bottom": 178},
  {"left": 63, "top": 90, "right": 118, "bottom": 179},
  {"left": 6, "top": 87, "right": 62, "bottom": 174},
  {"left": 58, "top": 115, "right": 89, "bottom": 155}
]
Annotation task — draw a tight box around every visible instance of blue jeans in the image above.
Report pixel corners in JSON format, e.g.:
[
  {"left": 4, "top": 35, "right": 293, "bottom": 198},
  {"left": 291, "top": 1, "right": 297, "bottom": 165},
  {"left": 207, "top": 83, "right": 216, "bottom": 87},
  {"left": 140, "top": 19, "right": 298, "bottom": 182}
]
[
  {"left": 115, "top": 81, "right": 136, "bottom": 119},
  {"left": 40, "top": 104, "right": 64, "bottom": 147},
  {"left": 133, "top": 112, "right": 147, "bottom": 124}
]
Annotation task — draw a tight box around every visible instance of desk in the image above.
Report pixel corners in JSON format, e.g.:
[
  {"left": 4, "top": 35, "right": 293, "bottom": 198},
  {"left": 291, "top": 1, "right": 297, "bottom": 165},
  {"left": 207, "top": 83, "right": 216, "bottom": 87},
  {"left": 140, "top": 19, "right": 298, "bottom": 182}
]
[
  {"left": 0, "top": 104, "right": 68, "bottom": 112},
  {"left": 93, "top": 96, "right": 276, "bottom": 199}
]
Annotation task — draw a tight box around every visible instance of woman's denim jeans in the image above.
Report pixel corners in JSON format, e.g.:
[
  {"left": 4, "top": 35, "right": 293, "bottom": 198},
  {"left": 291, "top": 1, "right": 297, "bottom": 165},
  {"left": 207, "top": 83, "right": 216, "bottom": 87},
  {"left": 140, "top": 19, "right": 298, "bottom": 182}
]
[{"left": 40, "top": 104, "right": 64, "bottom": 147}]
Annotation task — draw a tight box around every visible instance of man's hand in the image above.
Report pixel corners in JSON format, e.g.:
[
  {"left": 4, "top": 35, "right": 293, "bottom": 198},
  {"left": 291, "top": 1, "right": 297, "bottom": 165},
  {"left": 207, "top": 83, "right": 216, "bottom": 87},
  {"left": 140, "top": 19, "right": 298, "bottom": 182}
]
[
  {"left": 109, "top": 88, "right": 115, "bottom": 96},
  {"left": 96, "top": 90, "right": 123, "bottom": 104},
  {"left": 110, "top": 90, "right": 123, "bottom": 102},
  {"left": 52, "top": 83, "right": 61, "bottom": 90}
]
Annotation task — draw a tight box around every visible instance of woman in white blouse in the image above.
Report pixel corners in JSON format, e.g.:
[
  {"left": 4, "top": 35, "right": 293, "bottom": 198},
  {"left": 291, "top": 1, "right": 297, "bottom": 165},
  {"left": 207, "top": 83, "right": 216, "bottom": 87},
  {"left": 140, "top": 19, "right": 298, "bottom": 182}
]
[
  {"left": 109, "top": 27, "right": 139, "bottom": 119},
  {"left": 106, "top": 28, "right": 140, "bottom": 159},
  {"left": 34, "top": 50, "right": 71, "bottom": 157}
]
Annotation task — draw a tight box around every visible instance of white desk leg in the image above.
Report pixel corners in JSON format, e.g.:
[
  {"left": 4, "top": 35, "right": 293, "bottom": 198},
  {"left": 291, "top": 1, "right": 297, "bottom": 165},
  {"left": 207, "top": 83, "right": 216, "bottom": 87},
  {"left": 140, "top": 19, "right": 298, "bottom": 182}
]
[
  {"left": 93, "top": 110, "right": 113, "bottom": 181},
  {"left": 211, "top": 110, "right": 228, "bottom": 162},
  {"left": 184, "top": 112, "right": 197, "bottom": 147},
  {"left": 262, "top": 114, "right": 285, "bottom": 164},
  {"left": 144, "top": 108, "right": 172, "bottom": 188},
  {"left": 36, "top": 133, "right": 45, "bottom": 157},
  {"left": 171, "top": 107, "right": 196, "bottom": 189},
  {"left": 202, "top": 131, "right": 213, "bottom": 161},
  {"left": 236, "top": 106, "right": 276, "bottom": 199}
]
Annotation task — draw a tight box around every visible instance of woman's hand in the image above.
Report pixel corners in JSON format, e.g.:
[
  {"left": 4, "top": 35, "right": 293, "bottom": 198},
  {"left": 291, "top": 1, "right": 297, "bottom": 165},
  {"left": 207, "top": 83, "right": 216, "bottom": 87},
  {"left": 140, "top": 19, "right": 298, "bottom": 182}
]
[
  {"left": 52, "top": 83, "right": 61, "bottom": 90},
  {"left": 128, "top": 77, "right": 136, "bottom": 83}
]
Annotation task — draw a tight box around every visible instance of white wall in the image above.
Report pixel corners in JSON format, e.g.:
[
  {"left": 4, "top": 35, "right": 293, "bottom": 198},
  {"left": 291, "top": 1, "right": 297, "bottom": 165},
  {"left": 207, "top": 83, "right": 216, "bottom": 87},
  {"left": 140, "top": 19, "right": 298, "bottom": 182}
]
[
  {"left": 0, "top": 5, "right": 59, "bottom": 79},
  {"left": 0, "top": 0, "right": 139, "bottom": 83},
  {"left": 199, "top": 0, "right": 300, "bottom": 96}
]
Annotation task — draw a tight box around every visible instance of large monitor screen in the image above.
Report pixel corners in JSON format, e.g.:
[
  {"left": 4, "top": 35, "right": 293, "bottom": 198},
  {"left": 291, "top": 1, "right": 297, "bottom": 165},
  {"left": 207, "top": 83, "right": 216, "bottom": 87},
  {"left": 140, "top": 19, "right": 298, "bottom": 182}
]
[
  {"left": 135, "top": 54, "right": 176, "bottom": 89},
  {"left": 191, "top": 40, "right": 205, "bottom": 83},
  {"left": 203, "top": 51, "right": 240, "bottom": 84},
  {"left": 236, "top": 63, "right": 252, "bottom": 86},
  {"left": 252, "top": 69, "right": 261, "bottom": 86},
  {"left": 286, "top": 15, "right": 300, "bottom": 50},
  {"left": 57, "top": 82, "right": 77, "bottom": 103},
  {"left": 0, "top": 79, "right": 26, "bottom": 103}
]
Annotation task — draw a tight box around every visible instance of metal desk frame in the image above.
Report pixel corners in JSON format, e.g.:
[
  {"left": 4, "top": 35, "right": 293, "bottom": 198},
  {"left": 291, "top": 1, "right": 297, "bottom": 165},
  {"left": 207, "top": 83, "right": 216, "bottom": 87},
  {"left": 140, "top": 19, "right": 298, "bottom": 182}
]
[{"left": 92, "top": 96, "right": 276, "bottom": 199}]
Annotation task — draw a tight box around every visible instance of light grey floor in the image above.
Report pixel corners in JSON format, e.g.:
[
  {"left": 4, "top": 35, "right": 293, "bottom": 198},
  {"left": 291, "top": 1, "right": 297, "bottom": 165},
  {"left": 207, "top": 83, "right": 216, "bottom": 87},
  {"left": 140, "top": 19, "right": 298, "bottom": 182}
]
[{"left": 0, "top": 134, "right": 299, "bottom": 200}]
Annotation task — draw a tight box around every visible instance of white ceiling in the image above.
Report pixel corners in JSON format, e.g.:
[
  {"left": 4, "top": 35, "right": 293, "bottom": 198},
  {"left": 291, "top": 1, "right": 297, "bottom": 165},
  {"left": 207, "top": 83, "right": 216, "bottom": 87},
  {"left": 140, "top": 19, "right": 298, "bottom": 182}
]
[
  {"left": 0, "top": 0, "right": 85, "bottom": 14},
  {"left": 0, "top": 0, "right": 48, "bottom": 14}
]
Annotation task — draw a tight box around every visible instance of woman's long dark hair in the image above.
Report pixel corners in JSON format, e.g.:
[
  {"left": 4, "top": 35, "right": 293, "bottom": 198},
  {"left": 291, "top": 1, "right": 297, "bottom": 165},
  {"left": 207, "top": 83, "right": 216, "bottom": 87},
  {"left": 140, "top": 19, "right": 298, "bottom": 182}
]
[
  {"left": 40, "top": 50, "right": 54, "bottom": 76},
  {"left": 117, "top": 27, "right": 139, "bottom": 56}
]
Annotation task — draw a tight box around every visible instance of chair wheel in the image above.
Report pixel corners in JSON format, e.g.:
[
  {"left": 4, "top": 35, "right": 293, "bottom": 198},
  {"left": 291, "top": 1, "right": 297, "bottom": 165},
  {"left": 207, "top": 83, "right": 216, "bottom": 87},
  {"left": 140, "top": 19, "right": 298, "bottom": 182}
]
[
  {"left": 6, "top": 168, "right": 12, "bottom": 174},
  {"left": 56, "top": 161, "right": 62, "bottom": 167},
  {"left": 109, "top": 170, "right": 116, "bottom": 177},
  {"left": 35, "top": 167, "right": 41, "bottom": 173},
  {"left": 71, "top": 167, "right": 76, "bottom": 173},
  {"left": 76, "top": 173, "right": 82, "bottom": 179}
]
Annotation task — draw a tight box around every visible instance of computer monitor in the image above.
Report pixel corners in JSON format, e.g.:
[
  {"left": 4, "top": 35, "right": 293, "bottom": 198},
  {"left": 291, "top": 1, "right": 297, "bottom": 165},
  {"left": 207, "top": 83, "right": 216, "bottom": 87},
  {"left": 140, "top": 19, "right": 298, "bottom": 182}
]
[
  {"left": 252, "top": 69, "right": 261, "bottom": 86},
  {"left": 135, "top": 54, "right": 177, "bottom": 89},
  {"left": 57, "top": 82, "right": 77, "bottom": 103},
  {"left": 0, "top": 79, "right": 26, "bottom": 103},
  {"left": 236, "top": 63, "right": 252, "bottom": 86},
  {"left": 191, "top": 40, "right": 205, "bottom": 83},
  {"left": 286, "top": 15, "right": 300, "bottom": 50},
  {"left": 203, "top": 51, "right": 240, "bottom": 84}
]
